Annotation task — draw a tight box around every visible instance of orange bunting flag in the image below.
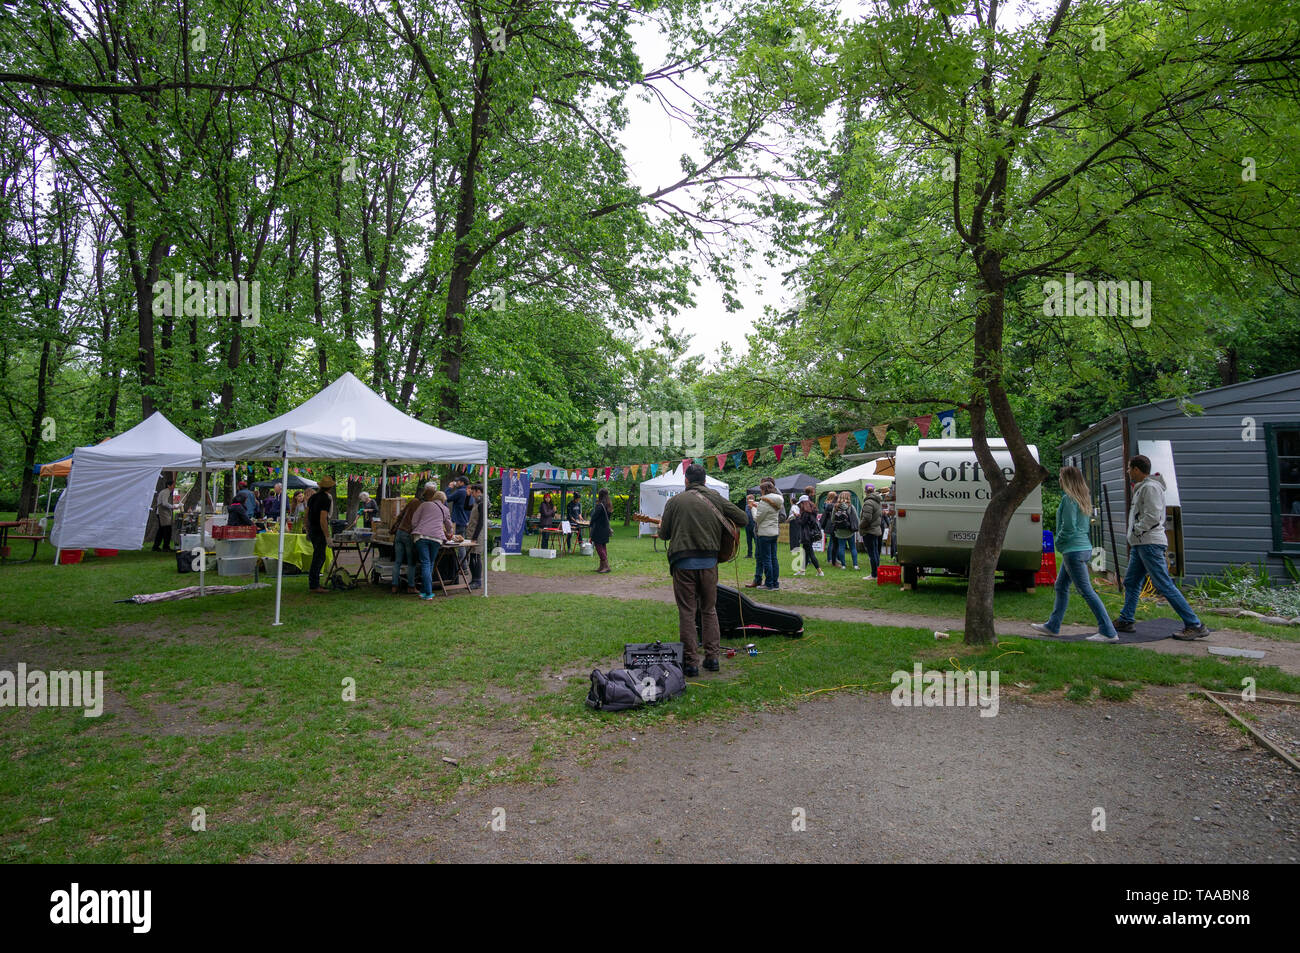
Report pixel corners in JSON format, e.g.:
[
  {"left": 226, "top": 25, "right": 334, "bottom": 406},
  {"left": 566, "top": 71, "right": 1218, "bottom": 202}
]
[
  {"left": 818, "top": 435, "right": 833, "bottom": 457},
  {"left": 872, "top": 423, "right": 890, "bottom": 445},
  {"left": 773, "top": 444, "right": 784, "bottom": 462},
  {"left": 745, "top": 449, "right": 758, "bottom": 466},
  {"left": 801, "top": 439, "right": 814, "bottom": 456},
  {"left": 836, "top": 432, "right": 850, "bottom": 454},
  {"left": 587, "top": 468, "right": 595, "bottom": 479}
]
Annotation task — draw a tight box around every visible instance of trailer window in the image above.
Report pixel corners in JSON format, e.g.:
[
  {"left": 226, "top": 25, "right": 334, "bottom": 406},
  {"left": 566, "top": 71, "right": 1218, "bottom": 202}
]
[{"left": 1266, "top": 423, "right": 1300, "bottom": 549}]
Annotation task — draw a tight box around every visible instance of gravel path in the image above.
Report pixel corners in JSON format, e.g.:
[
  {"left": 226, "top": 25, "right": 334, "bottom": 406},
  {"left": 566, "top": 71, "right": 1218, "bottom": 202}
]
[
  {"left": 310, "top": 688, "right": 1298, "bottom": 863},
  {"left": 487, "top": 571, "right": 1300, "bottom": 675}
]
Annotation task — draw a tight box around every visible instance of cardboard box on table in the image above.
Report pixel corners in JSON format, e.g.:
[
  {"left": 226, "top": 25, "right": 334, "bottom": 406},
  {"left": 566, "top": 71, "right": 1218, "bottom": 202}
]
[{"left": 380, "top": 497, "right": 411, "bottom": 526}]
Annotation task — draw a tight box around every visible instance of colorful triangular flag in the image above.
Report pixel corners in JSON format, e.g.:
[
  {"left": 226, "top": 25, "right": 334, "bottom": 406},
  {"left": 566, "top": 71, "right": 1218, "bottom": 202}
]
[
  {"left": 872, "top": 423, "right": 889, "bottom": 446},
  {"left": 915, "top": 415, "right": 932, "bottom": 437},
  {"left": 818, "top": 435, "right": 833, "bottom": 457}
]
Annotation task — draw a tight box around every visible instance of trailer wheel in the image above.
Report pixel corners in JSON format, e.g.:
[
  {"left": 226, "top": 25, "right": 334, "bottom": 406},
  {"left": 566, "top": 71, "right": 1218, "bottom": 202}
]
[{"left": 902, "top": 564, "right": 919, "bottom": 590}]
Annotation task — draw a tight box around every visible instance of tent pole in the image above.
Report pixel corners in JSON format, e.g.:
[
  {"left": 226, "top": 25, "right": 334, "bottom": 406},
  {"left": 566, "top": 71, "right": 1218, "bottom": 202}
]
[
  {"left": 199, "top": 463, "right": 207, "bottom": 595},
  {"left": 43, "top": 476, "right": 53, "bottom": 519},
  {"left": 273, "top": 447, "right": 289, "bottom": 626}
]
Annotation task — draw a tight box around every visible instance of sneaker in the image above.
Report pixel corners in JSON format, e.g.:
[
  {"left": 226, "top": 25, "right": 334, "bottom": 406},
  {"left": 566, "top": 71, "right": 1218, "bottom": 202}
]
[
  {"left": 1112, "top": 618, "right": 1136, "bottom": 633},
  {"left": 766, "top": 585, "right": 780, "bottom": 591},
  {"left": 1173, "top": 623, "right": 1211, "bottom": 641},
  {"left": 703, "top": 658, "right": 720, "bottom": 672},
  {"left": 420, "top": 593, "right": 434, "bottom": 601},
  {"left": 684, "top": 664, "right": 700, "bottom": 677},
  {"left": 793, "top": 570, "right": 805, "bottom": 577},
  {"left": 1086, "top": 633, "right": 1120, "bottom": 643},
  {"left": 1030, "top": 623, "right": 1059, "bottom": 636},
  {"left": 817, "top": 570, "right": 824, "bottom": 577}
]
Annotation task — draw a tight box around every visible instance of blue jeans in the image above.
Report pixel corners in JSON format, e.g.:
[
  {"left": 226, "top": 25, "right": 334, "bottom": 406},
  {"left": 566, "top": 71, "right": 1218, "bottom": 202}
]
[
  {"left": 415, "top": 538, "right": 443, "bottom": 596},
  {"left": 1119, "top": 543, "right": 1201, "bottom": 627},
  {"left": 393, "top": 529, "right": 417, "bottom": 589},
  {"left": 833, "top": 535, "right": 859, "bottom": 568},
  {"left": 753, "top": 535, "right": 779, "bottom": 588},
  {"left": 863, "top": 534, "right": 881, "bottom": 575},
  {"left": 1046, "top": 549, "right": 1117, "bottom": 636}
]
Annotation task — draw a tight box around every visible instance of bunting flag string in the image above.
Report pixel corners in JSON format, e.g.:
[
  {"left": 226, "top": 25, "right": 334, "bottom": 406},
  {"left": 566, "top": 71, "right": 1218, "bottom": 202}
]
[{"left": 355, "top": 407, "right": 966, "bottom": 489}]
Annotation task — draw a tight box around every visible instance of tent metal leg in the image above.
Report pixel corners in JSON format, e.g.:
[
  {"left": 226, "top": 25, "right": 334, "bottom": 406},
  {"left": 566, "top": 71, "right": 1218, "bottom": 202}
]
[
  {"left": 199, "top": 464, "right": 207, "bottom": 595},
  {"left": 273, "top": 447, "right": 288, "bottom": 626}
]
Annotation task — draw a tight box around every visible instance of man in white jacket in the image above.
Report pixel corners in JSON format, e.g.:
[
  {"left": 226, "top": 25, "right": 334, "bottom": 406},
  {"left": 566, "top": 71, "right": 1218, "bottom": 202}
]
[{"left": 1113, "top": 454, "right": 1210, "bottom": 640}]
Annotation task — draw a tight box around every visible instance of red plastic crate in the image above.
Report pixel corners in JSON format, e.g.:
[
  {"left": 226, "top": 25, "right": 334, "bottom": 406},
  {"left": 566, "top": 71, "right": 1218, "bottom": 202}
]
[
  {"left": 93, "top": 548, "right": 118, "bottom": 557},
  {"left": 1040, "top": 551, "right": 1056, "bottom": 573},
  {"left": 58, "top": 549, "right": 84, "bottom": 564},
  {"left": 212, "top": 525, "right": 257, "bottom": 540},
  {"left": 876, "top": 564, "right": 902, "bottom": 585},
  {"left": 1034, "top": 568, "right": 1056, "bottom": 586}
]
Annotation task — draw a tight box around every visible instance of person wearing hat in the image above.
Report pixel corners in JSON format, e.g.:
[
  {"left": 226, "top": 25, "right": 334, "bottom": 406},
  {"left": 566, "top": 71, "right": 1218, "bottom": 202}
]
[
  {"left": 859, "top": 483, "right": 884, "bottom": 578},
  {"left": 307, "top": 476, "right": 336, "bottom": 593}
]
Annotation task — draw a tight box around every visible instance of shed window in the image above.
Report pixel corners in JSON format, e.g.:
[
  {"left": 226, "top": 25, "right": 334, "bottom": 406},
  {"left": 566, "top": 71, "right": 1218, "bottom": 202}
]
[{"left": 1266, "top": 423, "right": 1300, "bottom": 550}]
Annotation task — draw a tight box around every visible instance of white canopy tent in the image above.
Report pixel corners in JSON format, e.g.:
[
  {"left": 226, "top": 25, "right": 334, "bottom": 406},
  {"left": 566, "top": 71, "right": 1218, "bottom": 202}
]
[
  {"left": 200, "top": 372, "right": 489, "bottom": 624},
  {"left": 818, "top": 458, "right": 895, "bottom": 509},
  {"left": 636, "top": 463, "right": 730, "bottom": 536},
  {"left": 50, "top": 413, "right": 232, "bottom": 556}
]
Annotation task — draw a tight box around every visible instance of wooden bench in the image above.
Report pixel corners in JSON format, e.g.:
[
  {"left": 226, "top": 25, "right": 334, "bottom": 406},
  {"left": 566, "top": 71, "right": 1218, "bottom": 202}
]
[{"left": 1, "top": 518, "right": 45, "bottom": 564}]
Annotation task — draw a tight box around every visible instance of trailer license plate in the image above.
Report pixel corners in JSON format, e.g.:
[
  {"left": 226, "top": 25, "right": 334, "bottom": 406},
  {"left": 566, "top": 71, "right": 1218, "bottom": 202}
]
[{"left": 949, "top": 530, "right": 978, "bottom": 542}]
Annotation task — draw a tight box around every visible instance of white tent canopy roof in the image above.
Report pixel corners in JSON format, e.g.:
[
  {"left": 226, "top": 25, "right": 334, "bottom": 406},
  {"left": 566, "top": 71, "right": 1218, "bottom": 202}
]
[
  {"left": 201, "top": 372, "right": 487, "bottom": 464},
  {"left": 636, "top": 463, "right": 730, "bottom": 536},
  {"left": 818, "top": 458, "right": 894, "bottom": 504},
  {"left": 51, "top": 412, "right": 231, "bottom": 552}
]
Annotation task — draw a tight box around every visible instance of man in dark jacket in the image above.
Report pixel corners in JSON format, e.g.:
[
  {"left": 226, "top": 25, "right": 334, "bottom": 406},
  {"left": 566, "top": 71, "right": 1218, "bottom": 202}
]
[
  {"left": 858, "top": 484, "right": 884, "bottom": 577},
  {"left": 657, "top": 465, "right": 748, "bottom": 676}
]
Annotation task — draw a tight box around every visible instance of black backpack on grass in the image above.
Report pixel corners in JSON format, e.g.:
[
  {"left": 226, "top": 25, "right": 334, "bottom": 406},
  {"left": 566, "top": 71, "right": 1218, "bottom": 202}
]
[{"left": 586, "top": 662, "right": 686, "bottom": 712}]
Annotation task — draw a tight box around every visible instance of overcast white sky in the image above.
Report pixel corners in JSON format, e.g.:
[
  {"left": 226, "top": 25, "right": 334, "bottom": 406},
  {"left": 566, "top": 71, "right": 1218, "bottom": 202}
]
[{"left": 619, "top": 19, "right": 795, "bottom": 365}]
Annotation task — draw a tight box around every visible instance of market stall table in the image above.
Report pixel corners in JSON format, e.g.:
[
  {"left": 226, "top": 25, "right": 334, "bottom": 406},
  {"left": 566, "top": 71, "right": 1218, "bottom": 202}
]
[
  {"left": 431, "top": 540, "right": 475, "bottom": 595},
  {"left": 328, "top": 531, "right": 376, "bottom": 586},
  {"left": 252, "top": 532, "right": 333, "bottom": 575}
]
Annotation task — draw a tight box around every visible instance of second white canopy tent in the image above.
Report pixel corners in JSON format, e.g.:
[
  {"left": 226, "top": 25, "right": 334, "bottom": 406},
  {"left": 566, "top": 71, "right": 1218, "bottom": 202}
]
[{"left": 199, "top": 372, "right": 489, "bottom": 624}]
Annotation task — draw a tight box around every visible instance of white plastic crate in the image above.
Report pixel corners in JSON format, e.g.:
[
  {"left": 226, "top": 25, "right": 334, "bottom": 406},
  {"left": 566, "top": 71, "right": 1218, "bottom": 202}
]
[
  {"left": 528, "top": 548, "right": 558, "bottom": 559},
  {"left": 217, "top": 555, "right": 259, "bottom": 576},
  {"left": 216, "top": 538, "right": 256, "bottom": 559}
]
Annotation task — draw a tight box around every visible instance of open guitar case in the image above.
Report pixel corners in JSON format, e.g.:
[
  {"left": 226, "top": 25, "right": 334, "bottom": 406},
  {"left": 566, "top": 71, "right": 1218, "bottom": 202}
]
[{"left": 697, "top": 584, "right": 803, "bottom": 640}]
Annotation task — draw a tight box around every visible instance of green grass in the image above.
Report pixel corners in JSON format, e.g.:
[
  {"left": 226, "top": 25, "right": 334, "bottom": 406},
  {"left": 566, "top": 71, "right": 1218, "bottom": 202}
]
[{"left": 2, "top": 529, "right": 1299, "bottom": 861}]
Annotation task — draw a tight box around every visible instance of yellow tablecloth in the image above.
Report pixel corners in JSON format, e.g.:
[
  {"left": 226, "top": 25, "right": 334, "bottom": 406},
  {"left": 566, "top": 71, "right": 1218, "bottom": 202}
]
[{"left": 253, "top": 532, "right": 332, "bottom": 573}]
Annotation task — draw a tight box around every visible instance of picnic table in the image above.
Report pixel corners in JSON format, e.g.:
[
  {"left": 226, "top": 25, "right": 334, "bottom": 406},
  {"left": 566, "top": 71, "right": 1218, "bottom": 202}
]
[{"left": 0, "top": 519, "right": 44, "bottom": 564}]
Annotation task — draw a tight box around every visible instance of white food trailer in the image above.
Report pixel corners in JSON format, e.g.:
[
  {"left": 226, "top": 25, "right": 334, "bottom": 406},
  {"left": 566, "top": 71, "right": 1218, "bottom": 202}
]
[{"left": 893, "top": 439, "right": 1044, "bottom": 590}]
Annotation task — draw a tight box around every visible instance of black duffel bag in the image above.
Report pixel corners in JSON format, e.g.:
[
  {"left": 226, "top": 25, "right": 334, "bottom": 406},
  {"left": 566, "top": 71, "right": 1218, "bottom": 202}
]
[{"left": 586, "top": 662, "right": 686, "bottom": 712}]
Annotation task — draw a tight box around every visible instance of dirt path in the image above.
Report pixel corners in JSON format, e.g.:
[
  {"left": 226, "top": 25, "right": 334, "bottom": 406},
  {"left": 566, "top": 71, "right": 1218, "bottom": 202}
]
[
  {"left": 276, "top": 687, "right": 1298, "bottom": 863},
  {"left": 487, "top": 570, "right": 1300, "bottom": 675}
]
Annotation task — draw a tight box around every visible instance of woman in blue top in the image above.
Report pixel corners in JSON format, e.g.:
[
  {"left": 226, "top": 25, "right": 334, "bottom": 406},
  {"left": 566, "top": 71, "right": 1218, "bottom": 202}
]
[{"left": 1032, "top": 467, "right": 1119, "bottom": 642}]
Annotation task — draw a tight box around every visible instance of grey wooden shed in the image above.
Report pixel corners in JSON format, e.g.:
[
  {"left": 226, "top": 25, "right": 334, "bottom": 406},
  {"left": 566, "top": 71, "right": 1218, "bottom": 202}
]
[{"left": 1059, "top": 369, "right": 1300, "bottom": 584}]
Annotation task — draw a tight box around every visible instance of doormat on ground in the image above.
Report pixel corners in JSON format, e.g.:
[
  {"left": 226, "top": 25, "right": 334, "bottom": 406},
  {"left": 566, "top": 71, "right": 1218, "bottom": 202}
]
[{"left": 1019, "top": 617, "right": 1191, "bottom": 644}]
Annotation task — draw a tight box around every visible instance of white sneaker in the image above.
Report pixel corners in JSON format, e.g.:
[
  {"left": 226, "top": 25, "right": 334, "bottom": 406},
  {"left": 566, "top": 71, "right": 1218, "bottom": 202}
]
[
  {"left": 1085, "top": 633, "right": 1120, "bottom": 643},
  {"left": 793, "top": 570, "right": 805, "bottom": 576},
  {"left": 1030, "top": 623, "right": 1058, "bottom": 636},
  {"left": 817, "top": 570, "right": 824, "bottom": 577}
]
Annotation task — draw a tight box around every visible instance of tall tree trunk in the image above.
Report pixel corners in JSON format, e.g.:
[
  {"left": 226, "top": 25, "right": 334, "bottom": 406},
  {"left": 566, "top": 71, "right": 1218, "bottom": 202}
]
[
  {"left": 963, "top": 278, "right": 1049, "bottom": 644},
  {"left": 17, "top": 336, "right": 53, "bottom": 520}
]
